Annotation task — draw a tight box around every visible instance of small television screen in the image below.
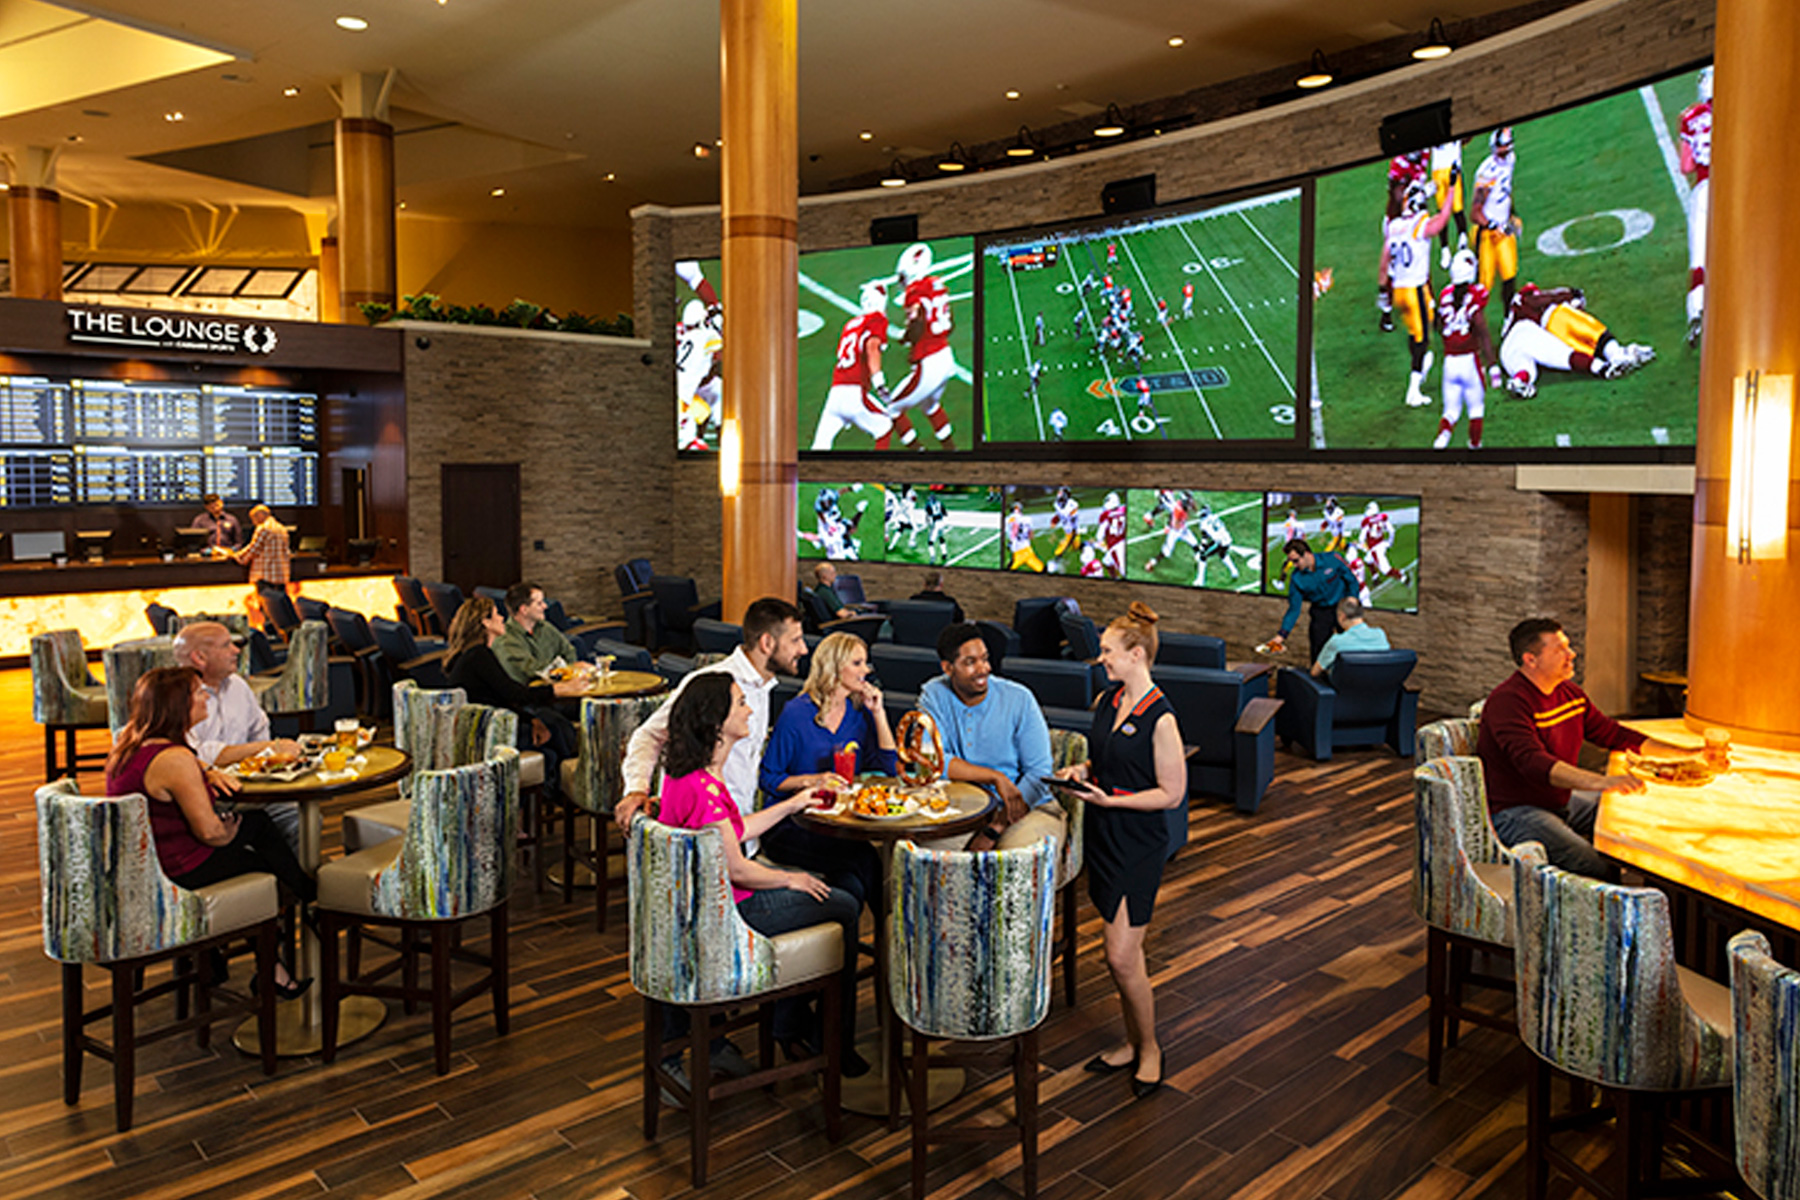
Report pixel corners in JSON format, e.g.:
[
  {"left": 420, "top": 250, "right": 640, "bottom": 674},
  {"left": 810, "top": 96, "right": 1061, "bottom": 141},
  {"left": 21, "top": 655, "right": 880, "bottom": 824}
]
[
  {"left": 673, "top": 256, "right": 724, "bottom": 452},
  {"left": 797, "top": 482, "right": 881, "bottom": 562},
  {"left": 980, "top": 187, "right": 1303, "bottom": 445},
  {"left": 1263, "top": 492, "right": 1420, "bottom": 614},
  {"left": 1309, "top": 65, "right": 1711, "bottom": 450},
  {"left": 170, "top": 526, "right": 211, "bottom": 557},
  {"left": 998, "top": 484, "right": 1123, "bottom": 576},
  {"left": 1124, "top": 488, "right": 1264, "bottom": 592},
  {"left": 798, "top": 237, "right": 976, "bottom": 453},
  {"left": 10, "top": 529, "right": 65, "bottom": 561},
  {"left": 876, "top": 483, "right": 1002, "bottom": 570}
]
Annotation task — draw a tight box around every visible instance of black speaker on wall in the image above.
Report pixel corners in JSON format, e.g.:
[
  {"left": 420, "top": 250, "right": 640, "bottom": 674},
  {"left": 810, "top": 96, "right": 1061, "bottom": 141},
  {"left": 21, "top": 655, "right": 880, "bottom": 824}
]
[
  {"left": 870, "top": 214, "right": 918, "bottom": 245},
  {"left": 1101, "top": 174, "right": 1157, "bottom": 215},
  {"left": 1380, "top": 100, "right": 1454, "bottom": 157}
]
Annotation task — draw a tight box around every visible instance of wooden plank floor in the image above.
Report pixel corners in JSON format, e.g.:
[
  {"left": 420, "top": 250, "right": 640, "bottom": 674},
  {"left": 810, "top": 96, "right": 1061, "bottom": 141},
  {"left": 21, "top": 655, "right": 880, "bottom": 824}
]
[{"left": 0, "top": 666, "right": 1739, "bottom": 1199}]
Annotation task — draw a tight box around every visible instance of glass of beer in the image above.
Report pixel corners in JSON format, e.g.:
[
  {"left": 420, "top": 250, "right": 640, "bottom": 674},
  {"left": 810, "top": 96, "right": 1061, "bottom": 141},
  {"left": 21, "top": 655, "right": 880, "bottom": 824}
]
[
  {"left": 1703, "top": 727, "right": 1731, "bottom": 771},
  {"left": 335, "top": 717, "right": 360, "bottom": 751}
]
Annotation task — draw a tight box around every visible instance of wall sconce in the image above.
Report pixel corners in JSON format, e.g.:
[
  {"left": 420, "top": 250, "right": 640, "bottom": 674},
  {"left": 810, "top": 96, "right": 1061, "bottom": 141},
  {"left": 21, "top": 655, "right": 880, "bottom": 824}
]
[
  {"left": 937, "top": 142, "right": 969, "bottom": 172},
  {"left": 719, "top": 417, "right": 741, "bottom": 498},
  {"left": 1412, "top": 18, "right": 1453, "bottom": 60},
  {"left": 1006, "top": 126, "right": 1041, "bottom": 158},
  {"left": 1093, "top": 105, "right": 1127, "bottom": 138},
  {"left": 1727, "top": 370, "right": 1793, "bottom": 562},
  {"left": 880, "top": 159, "right": 908, "bottom": 188},
  {"left": 1297, "top": 50, "right": 1334, "bottom": 89}
]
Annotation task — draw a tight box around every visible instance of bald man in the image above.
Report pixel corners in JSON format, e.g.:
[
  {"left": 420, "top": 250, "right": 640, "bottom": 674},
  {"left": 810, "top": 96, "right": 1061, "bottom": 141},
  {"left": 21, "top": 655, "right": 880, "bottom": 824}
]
[{"left": 172, "top": 620, "right": 302, "bottom": 847}]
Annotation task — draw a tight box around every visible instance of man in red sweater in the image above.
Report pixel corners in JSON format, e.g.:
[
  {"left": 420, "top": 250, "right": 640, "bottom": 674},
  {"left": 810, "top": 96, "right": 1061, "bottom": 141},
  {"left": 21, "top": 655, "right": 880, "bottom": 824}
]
[{"left": 1475, "top": 618, "right": 1677, "bottom": 879}]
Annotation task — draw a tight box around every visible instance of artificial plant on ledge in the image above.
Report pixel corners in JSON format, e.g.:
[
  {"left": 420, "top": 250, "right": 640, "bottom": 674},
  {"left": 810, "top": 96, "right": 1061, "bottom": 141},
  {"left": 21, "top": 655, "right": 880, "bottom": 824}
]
[{"left": 358, "top": 293, "right": 633, "bottom": 338}]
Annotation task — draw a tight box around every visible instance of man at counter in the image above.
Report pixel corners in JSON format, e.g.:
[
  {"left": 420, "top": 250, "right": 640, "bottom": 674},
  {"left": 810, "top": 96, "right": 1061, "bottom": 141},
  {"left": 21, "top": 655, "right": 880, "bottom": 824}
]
[
  {"left": 173, "top": 620, "right": 303, "bottom": 847},
  {"left": 494, "top": 581, "right": 578, "bottom": 683},
  {"left": 193, "top": 494, "right": 242, "bottom": 551},
  {"left": 1266, "top": 539, "right": 1360, "bottom": 662},
  {"left": 1475, "top": 617, "right": 1679, "bottom": 879}
]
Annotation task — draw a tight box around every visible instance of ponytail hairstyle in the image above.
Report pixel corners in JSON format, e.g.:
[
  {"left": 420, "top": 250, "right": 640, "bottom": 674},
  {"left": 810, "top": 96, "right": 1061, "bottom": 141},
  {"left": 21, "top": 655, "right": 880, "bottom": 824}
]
[{"left": 1106, "top": 601, "right": 1160, "bottom": 664}]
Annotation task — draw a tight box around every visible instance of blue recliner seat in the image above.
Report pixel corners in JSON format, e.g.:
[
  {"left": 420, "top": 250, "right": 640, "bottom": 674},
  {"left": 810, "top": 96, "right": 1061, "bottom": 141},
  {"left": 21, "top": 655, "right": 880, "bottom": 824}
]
[
  {"left": 885, "top": 599, "right": 958, "bottom": 649},
  {"left": 473, "top": 585, "right": 509, "bottom": 617},
  {"left": 615, "top": 557, "right": 653, "bottom": 597},
  {"left": 870, "top": 643, "right": 942, "bottom": 695},
  {"left": 649, "top": 574, "right": 722, "bottom": 652},
  {"left": 1004, "top": 656, "right": 1097, "bottom": 733},
  {"left": 325, "top": 607, "right": 392, "bottom": 719},
  {"left": 797, "top": 585, "right": 884, "bottom": 644},
  {"left": 1011, "top": 597, "right": 1071, "bottom": 660},
  {"left": 655, "top": 653, "right": 697, "bottom": 686},
  {"left": 1060, "top": 610, "right": 1101, "bottom": 660},
  {"left": 369, "top": 616, "right": 450, "bottom": 689},
  {"left": 693, "top": 618, "right": 742, "bottom": 655},
  {"left": 1158, "top": 664, "right": 1282, "bottom": 817},
  {"left": 1276, "top": 649, "right": 1420, "bottom": 761},
  {"left": 1159, "top": 632, "right": 1227, "bottom": 669},
  {"left": 421, "top": 580, "right": 465, "bottom": 637},
  {"left": 834, "top": 572, "right": 875, "bottom": 609},
  {"left": 974, "top": 620, "right": 1020, "bottom": 671}
]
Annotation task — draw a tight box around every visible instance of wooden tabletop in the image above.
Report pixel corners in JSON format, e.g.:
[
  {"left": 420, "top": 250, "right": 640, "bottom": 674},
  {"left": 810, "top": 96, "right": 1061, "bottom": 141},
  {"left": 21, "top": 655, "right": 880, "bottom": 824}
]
[
  {"left": 230, "top": 744, "right": 412, "bottom": 799},
  {"left": 573, "top": 670, "right": 669, "bottom": 699},
  {"left": 1598, "top": 718, "right": 1800, "bottom": 932},
  {"left": 794, "top": 778, "right": 995, "bottom": 843}
]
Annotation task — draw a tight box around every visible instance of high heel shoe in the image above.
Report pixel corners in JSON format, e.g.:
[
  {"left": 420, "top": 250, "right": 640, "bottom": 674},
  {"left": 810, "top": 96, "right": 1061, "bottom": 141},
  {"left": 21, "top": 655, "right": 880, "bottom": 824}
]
[
  {"left": 253, "top": 971, "right": 313, "bottom": 1001},
  {"left": 1084, "top": 1051, "right": 1137, "bottom": 1075}
]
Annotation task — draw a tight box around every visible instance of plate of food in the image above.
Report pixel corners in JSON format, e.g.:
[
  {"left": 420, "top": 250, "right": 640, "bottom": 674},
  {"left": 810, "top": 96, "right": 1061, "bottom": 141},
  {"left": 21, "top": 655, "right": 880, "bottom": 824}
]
[
  {"left": 1626, "top": 753, "right": 1717, "bottom": 788},
  {"left": 229, "top": 750, "right": 315, "bottom": 782},
  {"left": 847, "top": 782, "right": 917, "bottom": 820}
]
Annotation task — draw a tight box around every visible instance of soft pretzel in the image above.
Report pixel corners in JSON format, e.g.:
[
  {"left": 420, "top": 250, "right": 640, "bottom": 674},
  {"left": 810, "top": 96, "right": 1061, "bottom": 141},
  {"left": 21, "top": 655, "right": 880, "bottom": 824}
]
[{"left": 895, "top": 710, "right": 945, "bottom": 787}]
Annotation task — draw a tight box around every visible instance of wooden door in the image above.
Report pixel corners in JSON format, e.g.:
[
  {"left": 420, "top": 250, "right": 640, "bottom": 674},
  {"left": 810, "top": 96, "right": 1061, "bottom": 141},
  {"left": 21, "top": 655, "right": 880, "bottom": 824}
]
[{"left": 439, "top": 463, "right": 520, "bottom": 594}]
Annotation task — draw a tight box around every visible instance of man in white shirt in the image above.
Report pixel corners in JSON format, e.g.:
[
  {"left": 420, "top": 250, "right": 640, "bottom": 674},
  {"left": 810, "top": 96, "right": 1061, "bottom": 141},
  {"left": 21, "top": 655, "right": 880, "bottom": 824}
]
[
  {"left": 173, "top": 621, "right": 303, "bottom": 847},
  {"left": 614, "top": 596, "right": 808, "bottom": 857}
]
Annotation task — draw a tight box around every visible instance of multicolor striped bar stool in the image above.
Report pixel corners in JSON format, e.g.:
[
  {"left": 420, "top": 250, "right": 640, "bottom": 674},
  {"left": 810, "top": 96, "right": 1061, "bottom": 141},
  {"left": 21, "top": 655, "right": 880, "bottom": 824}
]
[
  {"left": 31, "top": 629, "right": 110, "bottom": 781},
  {"left": 1730, "top": 930, "right": 1800, "bottom": 1200},
  {"left": 1415, "top": 715, "right": 1479, "bottom": 762}
]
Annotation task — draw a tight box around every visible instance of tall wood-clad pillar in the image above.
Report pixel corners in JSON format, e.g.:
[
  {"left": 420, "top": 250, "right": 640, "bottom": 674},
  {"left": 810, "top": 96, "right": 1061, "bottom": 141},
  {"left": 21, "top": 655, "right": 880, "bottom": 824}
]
[
  {"left": 317, "top": 235, "right": 342, "bottom": 323},
  {"left": 718, "top": 0, "right": 798, "bottom": 623},
  {"left": 1687, "top": 0, "right": 1800, "bottom": 748},
  {"left": 7, "top": 147, "right": 63, "bottom": 300},
  {"left": 335, "top": 71, "right": 397, "bottom": 320}
]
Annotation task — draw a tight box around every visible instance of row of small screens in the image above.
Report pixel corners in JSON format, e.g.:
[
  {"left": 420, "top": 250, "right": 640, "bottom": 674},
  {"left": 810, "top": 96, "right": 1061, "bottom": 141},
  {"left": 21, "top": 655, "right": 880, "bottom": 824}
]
[
  {"left": 676, "top": 64, "right": 1710, "bottom": 455},
  {"left": 800, "top": 483, "right": 1421, "bottom": 615}
]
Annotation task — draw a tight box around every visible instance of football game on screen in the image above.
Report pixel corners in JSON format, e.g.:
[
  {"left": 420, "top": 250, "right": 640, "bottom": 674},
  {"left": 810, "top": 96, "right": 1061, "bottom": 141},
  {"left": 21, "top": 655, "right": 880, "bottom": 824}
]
[
  {"left": 1124, "top": 488, "right": 1263, "bottom": 593},
  {"left": 1263, "top": 492, "right": 1420, "bottom": 615},
  {"left": 877, "top": 483, "right": 1001, "bottom": 570},
  {"left": 1309, "top": 65, "right": 1711, "bottom": 451},
  {"left": 797, "top": 237, "right": 976, "bottom": 454},
  {"left": 672, "top": 256, "right": 723, "bottom": 452},
  {"left": 996, "top": 485, "right": 1125, "bottom": 577},
  {"left": 980, "top": 188, "right": 1302, "bottom": 445},
  {"left": 797, "top": 482, "right": 881, "bottom": 563}
]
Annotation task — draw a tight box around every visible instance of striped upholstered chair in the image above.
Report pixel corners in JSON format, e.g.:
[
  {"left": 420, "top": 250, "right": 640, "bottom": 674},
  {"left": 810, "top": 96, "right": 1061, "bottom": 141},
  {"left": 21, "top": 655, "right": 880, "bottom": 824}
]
[
  {"left": 37, "top": 779, "right": 281, "bottom": 1131},
  {"left": 1411, "top": 754, "right": 1514, "bottom": 1084},
  {"left": 628, "top": 815, "right": 844, "bottom": 1186},
  {"left": 256, "top": 619, "right": 329, "bottom": 722},
  {"left": 1730, "top": 929, "right": 1800, "bottom": 1200},
  {"left": 1415, "top": 716, "right": 1479, "bottom": 763},
  {"left": 1510, "top": 841, "right": 1737, "bottom": 1198},
  {"left": 103, "top": 636, "right": 178, "bottom": 735},
  {"left": 31, "top": 629, "right": 110, "bottom": 780},
  {"left": 887, "top": 836, "right": 1057, "bottom": 1199},
  {"left": 317, "top": 749, "right": 520, "bottom": 1074},
  {"left": 558, "top": 692, "right": 669, "bottom": 931}
]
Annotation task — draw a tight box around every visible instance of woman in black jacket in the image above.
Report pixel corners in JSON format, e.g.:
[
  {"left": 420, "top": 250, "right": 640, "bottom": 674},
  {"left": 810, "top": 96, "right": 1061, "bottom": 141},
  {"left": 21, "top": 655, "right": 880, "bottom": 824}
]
[{"left": 443, "top": 596, "right": 584, "bottom": 791}]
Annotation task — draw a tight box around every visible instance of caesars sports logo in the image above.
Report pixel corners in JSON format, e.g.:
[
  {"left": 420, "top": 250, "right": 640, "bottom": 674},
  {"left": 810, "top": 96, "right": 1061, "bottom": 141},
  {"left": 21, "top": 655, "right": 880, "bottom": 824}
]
[{"left": 244, "top": 324, "right": 280, "bottom": 355}]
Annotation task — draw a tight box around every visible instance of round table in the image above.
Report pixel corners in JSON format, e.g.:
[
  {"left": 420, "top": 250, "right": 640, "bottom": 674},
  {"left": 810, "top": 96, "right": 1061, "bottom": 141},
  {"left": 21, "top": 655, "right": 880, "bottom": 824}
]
[
  {"left": 795, "top": 778, "right": 996, "bottom": 1117},
  {"left": 574, "top": 670, "right": 669, "bottom": 699},
  {"left": 228, "top": 744, "right": 412, "bottom": 1057}
]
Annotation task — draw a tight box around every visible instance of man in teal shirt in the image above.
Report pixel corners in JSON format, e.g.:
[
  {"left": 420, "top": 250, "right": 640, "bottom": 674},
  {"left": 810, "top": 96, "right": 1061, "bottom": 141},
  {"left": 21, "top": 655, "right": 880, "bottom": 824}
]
[
  {"left": 1267, "top": 539, "right": 1360, "bottom": 662},
  {"left": 1311, "top": 597, "right": 1390, "bottom": 678}
]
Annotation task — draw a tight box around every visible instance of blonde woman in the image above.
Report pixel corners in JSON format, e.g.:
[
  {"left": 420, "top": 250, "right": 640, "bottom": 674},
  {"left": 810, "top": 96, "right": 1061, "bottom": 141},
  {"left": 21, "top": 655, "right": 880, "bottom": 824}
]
[
  {"left": 758, "top": 631, "right": 896, "bottom": 913},
  {"left": 1058, "top": 602, "right": 1187, "bottom": 1100}
]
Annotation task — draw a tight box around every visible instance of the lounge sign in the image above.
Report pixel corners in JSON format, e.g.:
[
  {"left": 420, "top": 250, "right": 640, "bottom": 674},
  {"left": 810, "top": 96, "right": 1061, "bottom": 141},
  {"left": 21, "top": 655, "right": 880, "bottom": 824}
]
[{"left": 66, "top": 308, "right": 279, "bottom": 355}]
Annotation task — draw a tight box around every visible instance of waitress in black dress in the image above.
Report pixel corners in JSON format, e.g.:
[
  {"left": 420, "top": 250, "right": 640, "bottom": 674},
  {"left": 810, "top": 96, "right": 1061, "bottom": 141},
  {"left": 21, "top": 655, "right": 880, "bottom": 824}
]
[{"left": 1057, "top": 602, "right": 1187, "bottom": 1100}]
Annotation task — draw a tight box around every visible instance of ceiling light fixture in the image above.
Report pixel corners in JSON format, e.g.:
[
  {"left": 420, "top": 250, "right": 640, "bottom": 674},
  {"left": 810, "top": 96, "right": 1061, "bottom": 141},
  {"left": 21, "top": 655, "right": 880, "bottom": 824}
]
[
  {"left": 336, "top": 15, "right": 368, "bottom": 30},
  {"left": 1412, "top": 18, "right": 1453, "bottom": 60},
  {"left": 880, "top": 160, "right": 907, "bottom": 188},
  {"left": 1005, "top": 89, "right": 1020, "bottom": 100},
  {"left": 283, "top": 86, "right": 299, "bottom": 97},
  {"left": 1093, "top": 104, "right": 1127, "bottom": 137},
  {"left": 692, "top": 142, "right": 712, "bottom": 158},
  {"left": 858, "top": 130, "right": 873, "bottom": 141},
  {"left": 1168, "top": 36, "right": 1185, "bottom": 47},
  {"left": 938, "top": 141, "right": 969, "bottom": 172},
  {"left": 397, "top": 200, "right": 407, "bottom": 209},
  {"left": 490, "top": 187, "right": 505, "bottom": 197},
  {"left": 604, "top": 172, "right": 616, "bottom": 181},
  {"left": 1297, "top": 50, "right": 1334, "bottom": 88},
  {"left": 164, "top": 111, "right": 184, "bottom": 122},
  {"left": 1006, "top": 126, "right": 1041, "bottom": 158}
]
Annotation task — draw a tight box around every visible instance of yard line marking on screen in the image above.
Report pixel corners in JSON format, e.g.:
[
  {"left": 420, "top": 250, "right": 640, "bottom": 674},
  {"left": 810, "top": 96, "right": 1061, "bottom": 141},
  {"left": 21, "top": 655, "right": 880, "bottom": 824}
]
[
  {"left": 1001, "top": 253, "right": 1046, "bottom": 440},
  {"left": 1061, "top": 241, "right": 1131, "bottom": 438},
  {"left": 1174, "top": 221, "right": 1294, "bottom": 398},
  {"left": 1309, "top": 347, "right": 1327, "bottom": 449},
  {"left": 1237, "top": 207, "right": 1298, "bottom": 277},
  {"left": 947, "top": 530, "right": 1001, "bottom": 567},
  {"left": 1120, "top": 231, "right": 1222, "bottom": 439},
  {"left": 1637, "top": 85, "right": 1692, "bottom": 210}
]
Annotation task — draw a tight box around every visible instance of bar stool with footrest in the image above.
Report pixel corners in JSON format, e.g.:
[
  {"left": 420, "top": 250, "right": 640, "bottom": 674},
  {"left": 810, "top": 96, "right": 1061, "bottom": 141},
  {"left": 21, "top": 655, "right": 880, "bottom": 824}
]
[
  {"left": 888, "top": 835, "right": 1057, "bottom": 1199},
  {"left": 256, "top": 619, "right": 330, "bottom": 733},
  {"left": 103, "top": 636, "right": 177, "bottom": 735},
  {"left": 1510, "top": 840, "right": 1738, "bottom": 1200},
  {"left": 1729, "top": 929, "right": 1800, "bottom": 1200},
  {"left": 1416, "top": 715, "right": 1480, "bottom": 761},
  {"left": 1411, "top": 751, "right": 1513, "bottom": 1084},
  {"left": 628, "top": 814, "right": 844, "bottom": 1187},
  {"left": 31, "top": 629, "right": 111, "bottom": 781},
  {"left": 558, "top": 693, "right": 669, "bottom": 929},
  {"left": 316, "top": 748, "right": 519, "bottom": 1075},
  {"left": 37, "top": 779, "right": 281, "bottom": 1132}
]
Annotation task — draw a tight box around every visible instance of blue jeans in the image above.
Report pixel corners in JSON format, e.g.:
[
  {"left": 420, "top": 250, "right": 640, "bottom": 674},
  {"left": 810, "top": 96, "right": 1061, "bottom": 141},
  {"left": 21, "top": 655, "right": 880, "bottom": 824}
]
[{"left": 1491, "top": 792, "right": 1618, "bottom": 881}]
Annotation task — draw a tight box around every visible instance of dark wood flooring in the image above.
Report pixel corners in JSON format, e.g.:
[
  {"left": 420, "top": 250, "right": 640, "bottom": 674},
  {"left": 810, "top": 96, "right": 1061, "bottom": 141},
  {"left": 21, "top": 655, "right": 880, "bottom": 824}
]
[{"left": 0, "top": 667, "right": 1740, "bottom": 1199}]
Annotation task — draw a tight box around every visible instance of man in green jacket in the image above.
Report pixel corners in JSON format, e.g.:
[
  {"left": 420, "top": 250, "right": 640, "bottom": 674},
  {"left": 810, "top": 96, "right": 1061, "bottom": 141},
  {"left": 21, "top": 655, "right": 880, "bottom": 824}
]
[{"left": 494, "top": 581, "right": 578, "bottom": 682}]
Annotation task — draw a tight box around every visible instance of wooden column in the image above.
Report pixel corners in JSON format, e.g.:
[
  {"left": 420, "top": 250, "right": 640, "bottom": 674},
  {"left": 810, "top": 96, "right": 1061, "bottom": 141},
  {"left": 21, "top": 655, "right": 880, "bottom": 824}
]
[
  {"left": 1584, "top": 493, "right": 1636, "bottom": 716},
  {"left": 718, "top": 0, "right": 798, "bottom": 623},
  {"left": 7, "top": 147, "right": 62, "bottom": 301},
  {"left": 1686, "top": 0, "right": 1800, "bottom": 748},
  {"left": 317, "top": 235, "right": 342, "bottom": 323},
  {"left": 335, "top": 72, "right": 397, "bottom": 319}
]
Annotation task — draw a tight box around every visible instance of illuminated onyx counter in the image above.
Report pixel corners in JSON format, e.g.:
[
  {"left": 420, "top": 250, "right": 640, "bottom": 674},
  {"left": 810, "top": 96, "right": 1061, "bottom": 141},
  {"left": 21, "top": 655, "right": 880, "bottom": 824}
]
[
  {"left": 0, "top": 558, "right": 400, "bottom": 659},
  {"left": 1598, "top": 718, "right": 1800, "bottom": 932}
]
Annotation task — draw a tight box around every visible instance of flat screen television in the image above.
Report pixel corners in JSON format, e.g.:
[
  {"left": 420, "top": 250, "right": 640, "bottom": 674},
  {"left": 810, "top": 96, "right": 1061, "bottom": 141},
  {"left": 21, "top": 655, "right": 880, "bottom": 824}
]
[
  {"left": 991, "top": 484, "right": 1124, "bottom": 577},
  {"left": 673, "top": 256, "right": 724, "bottom": 452},
  {"left": 980, "top": 186, "right": 1303, "bottom": 445},
  {"left": 169, "top": 526, "right": 211, "bottom": 557},
  {"left": 1123, "top": 488, "right": 1264, "bottom": 592},
  {"left": 796, "top": 482, "right": 880, "bottom": 562},
  {"left": 798, "top": 236, "right": 977, "bottom": 453},
  {"left": 874, "top": 483, "right": 1001, "bottom": 570},
  {"left": 1262, "top": 492, "right": 1420, "bottom": 614},
  {"left": 1308, "top": 64, "right": 1711, "bottom": 451},
  {"left": 11, "top": 530, "right": 64, "bottom": 561}
]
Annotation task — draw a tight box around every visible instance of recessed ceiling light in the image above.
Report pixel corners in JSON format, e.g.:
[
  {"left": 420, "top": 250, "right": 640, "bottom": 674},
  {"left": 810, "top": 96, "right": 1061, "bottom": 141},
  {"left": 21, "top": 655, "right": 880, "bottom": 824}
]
[
  {"left": 66, "top": 134, "right": 82, "bottom": 143},
  {"left": 397, "top": 200, "right": 407, "bottom": 209},
  {"left": 490, "top": 187, "right": 505, "bottom": 197},
  {"left": 1005, "top": 90, "right": 1020, "bottom": 100},
  {"left": 336, "top": 15, "right": 368, "bottom": 30},
  {"left": 604, "top": 172, "right": 616, "bottom": 181},
  {"left": 859, "top": 130, "right": 873, "bottom": 141},
  {"left": 693, "top": 142, "right": 712, "bottom": 158},
  {"left": 164, "top": 111, "right": 184, "bottom": 122},
  {"left": 1168, "top": 36, "right": 1184, "bottom": 47},
  {"left": 283, "top": 86, "right": 300, "bottom": 97}
]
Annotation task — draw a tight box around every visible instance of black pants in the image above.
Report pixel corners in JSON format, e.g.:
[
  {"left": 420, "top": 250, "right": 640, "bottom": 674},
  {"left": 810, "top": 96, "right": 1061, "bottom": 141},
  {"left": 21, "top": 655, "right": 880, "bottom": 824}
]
[
  {"left": 522, "top": 705, "right": 577, "bottom": 798},
  {"left": 760, "top": 822, "right": 882, "bottom": 916},
  {"left": 172, "top": 808, "right": 316, "bottom": 904},
  {"left": 1307, "top": 602, "right": 1340, "bottom": 663}
]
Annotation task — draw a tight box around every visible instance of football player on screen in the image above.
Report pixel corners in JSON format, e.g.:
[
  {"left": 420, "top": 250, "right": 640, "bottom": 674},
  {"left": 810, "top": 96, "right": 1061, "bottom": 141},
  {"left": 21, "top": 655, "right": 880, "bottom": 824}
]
[
  {"left": 1358, "top": 500, "right": 1408, "bottom": 589},
  {"left": 1380, "top": 180, "right": 1454, "bottom": 408},
  {"left": 810, "top": 488, "right": 866, "bottom": 561},
  {"left": 1434, "top": 249, "right": 1495, "bottom": 450},
  {"left": 1471, "top": 127, "right": 1521, "bottom": 313},
  {"left": 1097, "top": 491, "right": 1128, "bottom": 579},
  {"left": 1497, "top": 284, "right": 1654, "bottom": 399},
  {"left": 1194, "top": 502, "right": 1242, "bottom": 587},
  {"left": 1320, "top": 495, "right": 1349, "bottom": 553},
  {"left": 923, "top": 491, "right": 950, "bottom": 565},
  {"left": 880, "top": 243, "right": 959, "bottom": 451},
  {"left": 675, "top": 298, "right": 723, "bottom": 451},
  {"left": 1142, "top": 489, "right": 1201, "bottom": 575},
  {"left": 1050, "top": 485, "right": 1083, "bottom": 559},
  {"left": 811, "top": 281, "right": 894, "bottom": 451},
  {"left": 1430, "top": 140, "right": 1470, "bottom": 270},
  {"left": 1005, "top": 501, "right": 1044, "bottom": 573},
  {"left": 1678, "top": 67, "right": 1713, "bottom": 347}
]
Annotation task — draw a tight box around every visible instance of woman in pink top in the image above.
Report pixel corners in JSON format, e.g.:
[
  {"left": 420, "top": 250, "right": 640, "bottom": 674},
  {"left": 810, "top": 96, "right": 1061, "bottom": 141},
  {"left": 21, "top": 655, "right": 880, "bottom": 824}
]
[
  {"left": 106, "top": 665, "right": 314, "bottom": 997},
  {"left": 655, "top": 672, "right": 865, "bottom": 1074}
]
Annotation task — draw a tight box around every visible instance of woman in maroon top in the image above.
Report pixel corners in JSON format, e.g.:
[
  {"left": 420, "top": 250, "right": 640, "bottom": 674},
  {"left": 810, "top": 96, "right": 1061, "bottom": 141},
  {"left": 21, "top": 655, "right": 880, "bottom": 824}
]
[{"left": 106, "top": 666, "right": 315, "bottom": 994}]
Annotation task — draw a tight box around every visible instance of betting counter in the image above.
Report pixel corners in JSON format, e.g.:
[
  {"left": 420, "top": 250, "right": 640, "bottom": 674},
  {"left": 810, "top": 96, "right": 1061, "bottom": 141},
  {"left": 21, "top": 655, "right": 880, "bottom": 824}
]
[{"left": 0, "top": 556, "right": 399, "bottom": 660}]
